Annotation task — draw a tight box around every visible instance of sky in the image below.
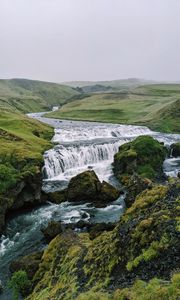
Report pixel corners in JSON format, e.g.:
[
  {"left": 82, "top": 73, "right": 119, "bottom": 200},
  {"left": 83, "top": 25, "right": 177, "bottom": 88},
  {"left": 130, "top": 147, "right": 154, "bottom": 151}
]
[{"left": 0, "top": 0, "right": 180, "bottom": 82}]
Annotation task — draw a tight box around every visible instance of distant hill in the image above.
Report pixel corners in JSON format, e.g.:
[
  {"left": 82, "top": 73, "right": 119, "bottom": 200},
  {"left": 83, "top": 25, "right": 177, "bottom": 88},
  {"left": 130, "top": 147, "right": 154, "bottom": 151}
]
[
  {"left": 46, "top": 84, "right": 180, "bottom": 133},
  {"left": 63, "top": 78, "right": 157, "bottom": 90},
  {"left": 0, "top": 78, "right": 79, "bottom": 113}
]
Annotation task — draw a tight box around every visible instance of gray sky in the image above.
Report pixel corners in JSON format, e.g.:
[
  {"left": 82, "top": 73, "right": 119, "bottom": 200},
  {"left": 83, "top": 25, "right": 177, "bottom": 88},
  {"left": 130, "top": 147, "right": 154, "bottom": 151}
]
[{"left": 0, "top": 0, "right": 180, "bottom": 82}]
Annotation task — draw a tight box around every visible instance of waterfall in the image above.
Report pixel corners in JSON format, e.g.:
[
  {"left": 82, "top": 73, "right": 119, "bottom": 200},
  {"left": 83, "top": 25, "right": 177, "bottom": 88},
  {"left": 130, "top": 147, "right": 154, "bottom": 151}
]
[{"left": 43, "top": 141, "right": 125, "bottom": 179}]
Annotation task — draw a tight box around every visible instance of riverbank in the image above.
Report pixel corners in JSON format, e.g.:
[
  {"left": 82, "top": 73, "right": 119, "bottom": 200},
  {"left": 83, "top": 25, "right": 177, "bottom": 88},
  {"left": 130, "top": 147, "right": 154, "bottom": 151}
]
[
  {"left": 0, "top": 109, "right": 54, "bottom": 234},
  {"left": 0, "top": 112, "right": 180, "bottom": 299},
  {"left": 45, "top": 84, "right": 180, "bottom": 133}
]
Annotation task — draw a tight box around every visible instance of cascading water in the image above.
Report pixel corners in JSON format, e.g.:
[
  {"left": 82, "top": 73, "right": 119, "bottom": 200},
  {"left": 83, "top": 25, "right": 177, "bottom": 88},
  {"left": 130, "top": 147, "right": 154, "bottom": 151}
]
[{"left": 0, "top": 112, "right": 179, "bottom": 300}]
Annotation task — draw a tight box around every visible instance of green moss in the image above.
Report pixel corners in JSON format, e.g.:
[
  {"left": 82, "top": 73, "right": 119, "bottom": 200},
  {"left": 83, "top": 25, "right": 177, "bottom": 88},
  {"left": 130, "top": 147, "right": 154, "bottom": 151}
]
[
  {"left": 124, "top": 185, "right": 168, "bottom": 219},
  {"left": 126, "top": 234, "right": 169, "bottom": 271},
  {"left": 113, "top": 136, "right": 167, "bottom": 181},
  {"left": 113, "top": 274, "right": 180, "bottom": 300}
]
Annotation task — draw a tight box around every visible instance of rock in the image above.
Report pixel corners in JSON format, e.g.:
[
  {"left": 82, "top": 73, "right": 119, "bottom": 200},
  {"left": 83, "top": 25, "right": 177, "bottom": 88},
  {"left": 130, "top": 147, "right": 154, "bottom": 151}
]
[
  {"left": 41, "top": 221, "right": 62, "bottom": 241},
  {"left": 10, "top": 251, "right": 43, "bottom": 279},
  {"left": 170, "top": 143, "right": 180, "bottom": 157},
  {"left": 76, "top": 220, "right": 91, "bottom": 229},
  {"left": 67, "top": 170, "right": 120, "bottom": 207},
  {"left": 125, "top": 174, "right": 152, "bottom": 208},
  {"left": 99, "top": 181, "right": 120, "bottom": 204},
  {"left": 88, "top": 222, "right": 115, "bottom": 240},
  {"left": 67, "top": 170, "right": 101, "bottom": 202},
  {"left": 0, "top": 171, "right": 45, "bottom": 235},
  {"left": 0, "top": 280, "right": 3, "bottom": 293},
  {"left": 113, "top": 135, "right": 167, "bottom": 181},
  {"left": 45, "top": 189, "right": 67, "bottom": 204}
]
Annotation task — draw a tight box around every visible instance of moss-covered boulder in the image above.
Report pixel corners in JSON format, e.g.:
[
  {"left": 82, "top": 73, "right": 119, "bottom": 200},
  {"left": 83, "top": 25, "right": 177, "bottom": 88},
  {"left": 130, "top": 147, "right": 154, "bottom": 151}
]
[
  {"left": 41, "top": 221, "right": 62, "bottom": 242},
  {"left": 171, "top": 142, "right": 180, "bottom": 157},
  {"left": 113, "top": 135, "right": 167, "bottom": 181},
  {"left": 10, "top": 251, "right": 43, "bottom": 280},
  {"left": 67, "top": 170, "right": 120, "bottom": 206},
  {"left": 67, "top": 170, "right": 101, "bottom": 202},
  {"left": 45, "top": 189, "right": 67, "bottom": 204},
  {"left": 98, "top": 181, "right": 120, "bottom": 204}
]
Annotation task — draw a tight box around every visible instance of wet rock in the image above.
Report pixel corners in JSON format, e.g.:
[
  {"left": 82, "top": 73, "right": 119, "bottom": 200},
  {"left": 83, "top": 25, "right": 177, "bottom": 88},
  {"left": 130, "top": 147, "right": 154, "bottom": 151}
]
[
  {"left": 45, "top": 189, "right": 67, "bottom": 204},
  {"left": 88, "top": 222, "right": 115, "bottom": 240},
  {"left": 0, "top": 172, "right": 44, "bottom": 235},
  {"left": 125, "top": 174, "right": 152, "bottom": 208},
  {"left": 0, "top": 280, "right": 3, "bottom": 293},
  {"left": 98, "top": 181, "right": 120, "bottom": 204},
  {"left": 10, "top": 251, "right": 43, "bottom": 279},
  {"left": 67, "top": 170, "right": 101, "bottom": 202},
  {"left": 67, "top": 170, "right": 120, "bottom": 207},
  {"left": 170, "top": 143, "right": 180, "bottom": 157},
  {"left": 113, "top": 135, "right": 167, "bottom": 181},
  {"left": 41, "top": 220, "right": 62, "bottom": 241}
]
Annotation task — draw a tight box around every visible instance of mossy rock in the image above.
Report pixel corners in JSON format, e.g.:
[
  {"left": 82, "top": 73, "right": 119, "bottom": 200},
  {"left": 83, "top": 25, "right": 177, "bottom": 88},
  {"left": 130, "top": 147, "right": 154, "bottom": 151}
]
[
  {"left": 113, "top": 135, "right": 167, "bottom": 180},
  {"left": 26, "top": 181, "right": 180, "bottom": 300},
  {"left": 10, "top": 251, "right": 43, "bottom": 280},
  {"left": 67, "top": 170, "right": 101, "bottom": 202},
  {"left": 41, "top": 220, "right": 62, "bottom": 242},
  {"left": 98, "top": 181, "right": 120, "bottom": 206},
  {"left": 67, "top": 171, "right": 120, "bottom": 206},
  {"left": 124, "top": 174, "right": 152, "bottom": 208},
  {"left": 45, "top": 189, "right": 67, "bottom": 204},
  {"left": 170, "top": 142, "right": 180, "bottom": 157}
]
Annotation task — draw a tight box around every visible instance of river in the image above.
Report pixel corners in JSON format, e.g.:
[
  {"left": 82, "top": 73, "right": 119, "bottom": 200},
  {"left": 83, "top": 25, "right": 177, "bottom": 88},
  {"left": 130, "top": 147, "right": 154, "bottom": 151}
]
[{"left": 0, "top": 113, "right": 179, "bottom": 299}]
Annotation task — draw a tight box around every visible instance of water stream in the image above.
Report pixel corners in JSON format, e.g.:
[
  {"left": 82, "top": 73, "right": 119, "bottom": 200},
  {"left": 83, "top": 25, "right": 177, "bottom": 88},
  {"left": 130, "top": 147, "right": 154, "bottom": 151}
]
[{"left": 0, "top": 112, "right": 179, "bottom": 299}]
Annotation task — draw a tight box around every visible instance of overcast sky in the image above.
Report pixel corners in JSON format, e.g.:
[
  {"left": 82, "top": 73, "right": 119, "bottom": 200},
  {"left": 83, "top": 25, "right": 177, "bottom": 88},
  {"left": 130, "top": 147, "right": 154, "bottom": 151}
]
[{"left": 0, "top": 0, "right": 180, "bottom": 82}]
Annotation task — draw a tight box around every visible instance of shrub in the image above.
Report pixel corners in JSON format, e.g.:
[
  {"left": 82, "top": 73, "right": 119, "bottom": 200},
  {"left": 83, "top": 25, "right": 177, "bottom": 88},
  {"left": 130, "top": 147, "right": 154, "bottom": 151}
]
[{"left": 8, "top": 270, "right": 31, "bottom": 300}]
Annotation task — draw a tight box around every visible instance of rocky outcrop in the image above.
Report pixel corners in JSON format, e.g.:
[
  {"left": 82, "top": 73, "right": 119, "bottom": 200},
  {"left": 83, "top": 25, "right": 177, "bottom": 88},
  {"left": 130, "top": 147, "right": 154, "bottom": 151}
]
[
  {"left": 170, "top": 142, "right": 180, "bottom": 157},
  {"left": 0, "top": 171, "right": 44, "bottom": 235},
  {"left": 113, "top": 135, "right": 167, "bottom": 182},
  {"left": 10, "top": 251, "right": 43, "bottom": 280},
  {"left": 41, "top": 221, "right": 62, "bottom": 242},
  {"left": 124, "top": 174, "right": 152, "bottom": 207},
  {"left": 45, "top": 189, "right": 67, "bottom": 204},
  {"left": 26, "top": 179, "right": 180, "bottom": 300}
]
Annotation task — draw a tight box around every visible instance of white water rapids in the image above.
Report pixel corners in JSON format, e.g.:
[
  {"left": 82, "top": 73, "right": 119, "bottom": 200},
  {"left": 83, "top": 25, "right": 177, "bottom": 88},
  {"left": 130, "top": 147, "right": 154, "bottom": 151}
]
[{"left": 0, "top": 113, "right": 179, "bottom": 300}]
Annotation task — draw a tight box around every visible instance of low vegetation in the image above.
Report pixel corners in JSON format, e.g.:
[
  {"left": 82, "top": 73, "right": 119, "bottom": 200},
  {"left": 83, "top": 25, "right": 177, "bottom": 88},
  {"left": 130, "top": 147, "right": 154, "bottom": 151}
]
[
  {"left": 46, "top": 84, "right": 180, "bottom": 133},
  {"left": 0, "top": 78, "right": 79, "bottom": 113}
]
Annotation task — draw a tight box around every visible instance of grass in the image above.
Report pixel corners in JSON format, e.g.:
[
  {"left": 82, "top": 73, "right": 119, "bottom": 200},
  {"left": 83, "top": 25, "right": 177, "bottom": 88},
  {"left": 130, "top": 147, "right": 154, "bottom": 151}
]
[
  {"left": 0, "top": 107, "right": 53, "bottom": 194},
  {"left": 0, "top": 78, "right": 79, "bottom": 113},
  {"left": 46, "top": 84, "right": 180, "bottom": 133}
]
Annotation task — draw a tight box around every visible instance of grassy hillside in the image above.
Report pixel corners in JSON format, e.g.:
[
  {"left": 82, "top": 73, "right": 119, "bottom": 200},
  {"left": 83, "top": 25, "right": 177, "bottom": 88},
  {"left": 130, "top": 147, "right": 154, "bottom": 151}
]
[
  {"left": 0, "top": 107, "right": 53, "bottom": 193},
  {"left": 46, "top": 84, "right": 180, "bottom": 133},
  {"left": 0, "top": 78, "right": 79, "bottom": 113}
]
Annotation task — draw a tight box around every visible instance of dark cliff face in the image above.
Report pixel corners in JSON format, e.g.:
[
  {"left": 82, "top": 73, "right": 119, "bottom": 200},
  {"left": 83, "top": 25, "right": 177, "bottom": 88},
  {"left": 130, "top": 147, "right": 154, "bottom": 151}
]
[{"left": 0, "top": 170, "right": 44, "bottom": 235}]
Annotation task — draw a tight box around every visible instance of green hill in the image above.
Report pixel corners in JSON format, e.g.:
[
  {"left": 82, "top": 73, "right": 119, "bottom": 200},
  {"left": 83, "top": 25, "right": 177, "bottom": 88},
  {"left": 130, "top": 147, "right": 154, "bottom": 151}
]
[
  {"left": 0, "top": 78, "right": 79, "bottom": 113},
  {"left": 46, "top": 84, "right": 180, "bottom": 133}
]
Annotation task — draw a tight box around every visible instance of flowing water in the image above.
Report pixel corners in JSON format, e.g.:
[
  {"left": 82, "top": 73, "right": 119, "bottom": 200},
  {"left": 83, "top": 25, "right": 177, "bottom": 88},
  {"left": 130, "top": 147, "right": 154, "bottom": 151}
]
[{"left": 0, "top": 112, "right": 179, "bottom": 299}]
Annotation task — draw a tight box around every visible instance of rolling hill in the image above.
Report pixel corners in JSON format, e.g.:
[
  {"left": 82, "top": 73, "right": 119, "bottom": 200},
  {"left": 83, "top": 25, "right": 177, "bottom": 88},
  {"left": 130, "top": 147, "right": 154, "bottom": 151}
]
[
  {"left": 0, "top": 78, "right": 79, "bottom": 113},
  {"left": 46, "top": 84, "right": 180, "bottom": 133}
]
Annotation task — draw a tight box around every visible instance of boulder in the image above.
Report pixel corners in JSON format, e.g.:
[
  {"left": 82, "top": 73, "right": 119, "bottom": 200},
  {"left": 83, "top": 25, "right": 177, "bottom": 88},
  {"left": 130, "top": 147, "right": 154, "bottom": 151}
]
[
  {"left": 67, "top": 170, "right": 120, "bottom": 206},
  {"left": 45, "top": 189, "right": 67, "bottom": 204},
  {"left": 113, "top": 135, "right": 167, "bottom": 181},
  {"left": 10, "top": 251, "right": 43, "bottom": 280},
  {"left": 170, "top": 143, "right": 180, "bottom": 157},
  {"left": 99, "top": 181, "right": 120, "bottom": 203},
  {"left": 41, "top": 221, "right": 62, "bottom": 242},
  {"left": 67, "top": 170, "right": 101, "bottom": 202}
]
